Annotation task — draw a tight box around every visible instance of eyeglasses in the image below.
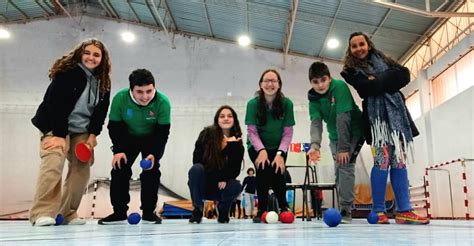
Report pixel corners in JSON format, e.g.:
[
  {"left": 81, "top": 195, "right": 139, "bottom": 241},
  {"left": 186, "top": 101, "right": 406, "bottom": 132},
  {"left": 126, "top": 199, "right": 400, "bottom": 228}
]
[{"left": 262, "top": 79, "right": 279, "bottom": 84}]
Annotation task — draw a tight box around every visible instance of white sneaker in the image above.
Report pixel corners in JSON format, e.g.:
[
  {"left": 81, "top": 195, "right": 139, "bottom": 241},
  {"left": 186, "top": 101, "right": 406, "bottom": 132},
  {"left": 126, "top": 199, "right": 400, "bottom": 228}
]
[
  {"left": 35, "top": 216, "right": 56, "bottom": 226},
  {"left": 67, "top": 218, "right": 86, "bottom": 225}
]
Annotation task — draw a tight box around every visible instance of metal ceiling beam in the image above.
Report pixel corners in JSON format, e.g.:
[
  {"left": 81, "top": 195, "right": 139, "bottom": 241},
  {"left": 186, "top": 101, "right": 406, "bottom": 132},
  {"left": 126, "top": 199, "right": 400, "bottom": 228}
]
[
  {"left": 147, "top": 0, "right": 176, "bottom": 49},
  {"left": 145, "top": 0, "right": 161, "bottom": 26},
  {"left": 105, "top": 0, "right": 120, "bottom": 18},
  {"left": 162, "top": 0, "right": 177, "bottom": 31},
  {"left": 318, "top": 0, "right": 343, "bottom": 58},
  {"left": 126, "top": 0, "right": 141, "bottom": 23},
  {"left": 203, "top": 0, "right": 214, "bottom": 37},
  {"left": 248, "top": 1, "right": 422, "bottom": 38},
  {"left": 7, "top": 0, "right": 29, "bottom": 20},
  {"left": 84, "top": 11, "right": 344, "bottom": 64},
  {"left": 0, "top": 14, "right": 8, "bottom": 22},
  {"left": 307, "top": 13, "right": 422, "bottom": 41},
  {"left": 54, "top": 0, "right": 83, "bottom": 30},
  {"left": 398, "top": 0, "right": 465, "bottom": 63},
  {"left": 283, "top": 0, "right": 299, "bottom": 68},
  {"left": 34, "top": 0, "right": 52, "bottom": 17},
  {"left": 245, "top": 0, "right": 249, "bottom": 33},
  {"left": 371, "top": 3, "right": 392, "bottom": 38},
  {"left": 369, "top": 0, "right": 474, "bottom": 18},
  {"left": 97, "top": 0, "right": 115, "bottom": 18}
]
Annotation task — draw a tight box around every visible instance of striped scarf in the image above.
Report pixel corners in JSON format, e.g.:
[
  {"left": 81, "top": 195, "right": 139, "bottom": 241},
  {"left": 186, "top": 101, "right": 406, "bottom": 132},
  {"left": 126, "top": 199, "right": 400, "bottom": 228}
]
[{"left": 357, "top": 53, "right": 414, "bottom": 165}]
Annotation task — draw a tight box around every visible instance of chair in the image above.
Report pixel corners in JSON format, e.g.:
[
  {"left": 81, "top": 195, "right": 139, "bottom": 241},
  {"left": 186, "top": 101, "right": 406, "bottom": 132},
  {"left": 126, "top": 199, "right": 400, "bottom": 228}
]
[{"left": 286, "top": 143, "right": 338, "bottom": 221}]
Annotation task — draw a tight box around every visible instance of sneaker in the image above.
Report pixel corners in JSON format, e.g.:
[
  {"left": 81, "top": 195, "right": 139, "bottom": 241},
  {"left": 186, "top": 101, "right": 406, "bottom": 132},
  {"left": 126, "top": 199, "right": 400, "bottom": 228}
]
[
  {"left": 66, "top": 218, "right": 86, "bottom": 225},
  {"left": 189, "top": 208, "right": 203, "bottom": 224},
  {"left": 98, "top": 213, "right": 127, "bottom": 225},
  {"left": 377, "top": 212, "right": 390, "bottom": 224},
  {"left": 35, "top": 216, "right": 56, "bottom": 226},
  {"left": 340, "top": 209, "right": 352, "bottom": 224},
  {"left": 142, "top": 212, "right": 162, "bottom": 224},
  {"left": 395, "top": 211, "right": 430, "bottom": 225}
]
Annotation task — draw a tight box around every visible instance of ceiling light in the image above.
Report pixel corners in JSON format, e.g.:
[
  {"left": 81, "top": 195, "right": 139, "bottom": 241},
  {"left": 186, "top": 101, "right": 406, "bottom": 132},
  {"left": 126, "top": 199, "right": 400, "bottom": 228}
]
[
  {"left": 238, "top": 35, "right": 251, "bottom": 46},
  {"left": 327, "top": 38, "right": 339, "bottom": 49},
  {"left": 0, "top": 28, "right": 11, "bottom": 39},
  {"left": 121, "top": 31, "right": 136, "bottom": 43}
]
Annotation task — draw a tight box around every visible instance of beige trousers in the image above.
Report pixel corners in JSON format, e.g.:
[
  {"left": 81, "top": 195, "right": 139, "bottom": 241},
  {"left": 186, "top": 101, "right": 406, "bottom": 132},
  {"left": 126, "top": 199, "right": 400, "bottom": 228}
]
[{"left": 29, "top": 132, "right": 92, "bottom": 224}]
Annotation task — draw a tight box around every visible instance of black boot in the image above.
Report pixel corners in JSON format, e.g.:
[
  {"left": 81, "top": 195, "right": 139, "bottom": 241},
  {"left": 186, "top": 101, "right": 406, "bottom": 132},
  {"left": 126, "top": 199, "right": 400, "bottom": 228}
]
[
  {"left": 217, "top": 206, "right": 229, "bottom": 223},
  {"left": 253, "top": 210, "right": 265, "bottom": 223},
  {"left": 189, "top": 208, "right": 203, "bottom": 224}
]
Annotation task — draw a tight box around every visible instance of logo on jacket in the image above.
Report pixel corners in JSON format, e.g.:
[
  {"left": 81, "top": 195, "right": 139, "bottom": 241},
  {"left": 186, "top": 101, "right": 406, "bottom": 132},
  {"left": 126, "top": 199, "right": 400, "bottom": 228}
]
[
  {"left": 146, "top": 110, "right": 156, "bottom": 120},
  {"left": 127, "top": 108, "right": 134, "bottom": 118},
  {"left": 331, "top": 96, "right": 336, "bottom": 106}
]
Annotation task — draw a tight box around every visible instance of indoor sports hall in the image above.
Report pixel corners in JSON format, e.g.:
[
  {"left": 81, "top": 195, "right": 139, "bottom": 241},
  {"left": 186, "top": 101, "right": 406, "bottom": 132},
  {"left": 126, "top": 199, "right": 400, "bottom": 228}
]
[{"left": 1, "top": 0, "right": 472, "bottom": 245}]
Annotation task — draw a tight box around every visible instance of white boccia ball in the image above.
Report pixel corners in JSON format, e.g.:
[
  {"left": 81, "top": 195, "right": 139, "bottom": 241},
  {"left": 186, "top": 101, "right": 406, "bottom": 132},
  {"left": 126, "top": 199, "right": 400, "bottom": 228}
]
[{"left": 265, "top": 211, "right": 279, "bottom": 224}]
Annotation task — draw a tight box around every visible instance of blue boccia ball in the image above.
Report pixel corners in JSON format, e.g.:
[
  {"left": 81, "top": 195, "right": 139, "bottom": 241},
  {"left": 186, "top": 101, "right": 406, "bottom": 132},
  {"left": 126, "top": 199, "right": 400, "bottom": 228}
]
[
  {"left": 55, "top": 214, "right": 64, "bottom": 226},
  {"left": 140, "top": 159, "right": 152, "bottom": 169},
  {"left": 128, "top": 213, "right": 141, "bottom": 225},
  {"left": 367, "top": 212, "right": 379, "bottom": 224},
  {"left": 323, "top": 208, "right": 342, "bottom": 227}
]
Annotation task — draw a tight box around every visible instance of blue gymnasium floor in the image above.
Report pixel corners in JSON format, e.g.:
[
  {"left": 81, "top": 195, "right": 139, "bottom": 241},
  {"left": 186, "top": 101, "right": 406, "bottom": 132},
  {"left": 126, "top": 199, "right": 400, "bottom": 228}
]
[{"left": 1, "top": 218, "right": 473, "bottom": 245}]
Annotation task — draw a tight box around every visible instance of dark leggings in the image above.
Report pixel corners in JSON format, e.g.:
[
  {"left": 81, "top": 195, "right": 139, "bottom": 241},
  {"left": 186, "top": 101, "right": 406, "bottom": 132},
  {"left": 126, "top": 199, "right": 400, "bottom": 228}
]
[
  {"left": 230, "top": 199, "right": 242, "bottom": 218},
  {"left": 110, "top": 138, "right": 161, "bottom": 215},
  {"left": 248, "top": 148, "right": 288, "bottom": 213}
]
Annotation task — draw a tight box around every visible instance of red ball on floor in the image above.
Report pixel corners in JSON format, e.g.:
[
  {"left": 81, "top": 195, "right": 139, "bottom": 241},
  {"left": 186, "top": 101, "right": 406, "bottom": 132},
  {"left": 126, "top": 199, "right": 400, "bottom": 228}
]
[{"left": 280, "top": 211, "right": 295, "bottom": 223}]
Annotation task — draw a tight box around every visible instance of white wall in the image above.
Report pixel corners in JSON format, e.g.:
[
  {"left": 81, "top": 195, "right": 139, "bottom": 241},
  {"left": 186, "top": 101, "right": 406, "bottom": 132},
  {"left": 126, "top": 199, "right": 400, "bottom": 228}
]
[{"left": 0, "top": 16, "right": 345, "bottom": 215}]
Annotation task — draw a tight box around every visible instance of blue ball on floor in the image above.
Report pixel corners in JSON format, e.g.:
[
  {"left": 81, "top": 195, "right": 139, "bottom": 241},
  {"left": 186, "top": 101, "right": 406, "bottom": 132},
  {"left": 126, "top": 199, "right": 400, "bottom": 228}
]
[
  {"left": 128, "top": 213, "right": 141, "bottom": 225},
  {"left": 140, "top": 159, "right": 152, "bottom": 169},
  {"left": 55, "top": 214, "right": 64, "bottom": 226},
  {"left": 367, "top": 211, "right": 379, "bottom": 224},
  {"left": 323, "top": 208, "right": 342, "bottom": 227}
]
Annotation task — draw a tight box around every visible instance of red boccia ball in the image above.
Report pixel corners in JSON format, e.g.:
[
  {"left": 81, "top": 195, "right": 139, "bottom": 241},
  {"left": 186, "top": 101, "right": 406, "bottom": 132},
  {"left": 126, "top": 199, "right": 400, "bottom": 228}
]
[
  {"left": 261, "top": 211, "right": 268, "bottom": 223},
  {"left": 280, "top": 211, "right": 295, "bottom": 224}
]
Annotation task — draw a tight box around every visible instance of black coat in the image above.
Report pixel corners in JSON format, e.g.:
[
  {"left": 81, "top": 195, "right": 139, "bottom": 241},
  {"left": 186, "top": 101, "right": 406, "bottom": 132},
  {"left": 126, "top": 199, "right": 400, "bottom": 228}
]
[
  {"left": 340, "top": 65, "right": 419, "bottom": 145},
  {"left": 32, "top": 65, "right": 110, "bottom": 138},
  {"left": 192, "top": 128, "right": 244, "bottom": 184}
]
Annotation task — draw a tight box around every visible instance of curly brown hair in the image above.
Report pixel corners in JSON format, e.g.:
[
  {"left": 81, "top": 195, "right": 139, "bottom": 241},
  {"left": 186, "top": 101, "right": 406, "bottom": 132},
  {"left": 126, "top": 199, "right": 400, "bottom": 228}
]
[
  {"left": 49, "top": 38, "right": 112, "bottom": 93},
  {"left": 342, "top": 32, "right": 398, "bottom": 73},
  {"left": 256, "top": 69, "right": 285, "bottom": 125}
]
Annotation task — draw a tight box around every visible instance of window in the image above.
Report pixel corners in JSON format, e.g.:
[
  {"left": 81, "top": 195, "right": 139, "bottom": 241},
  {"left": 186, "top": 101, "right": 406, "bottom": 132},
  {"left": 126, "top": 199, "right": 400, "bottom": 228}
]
[
  {"left": 406, "top": 91, "right": 421, "bottom": 120},
  {"left": 431, "top": 50, "right": 473, "bottom": 108}
]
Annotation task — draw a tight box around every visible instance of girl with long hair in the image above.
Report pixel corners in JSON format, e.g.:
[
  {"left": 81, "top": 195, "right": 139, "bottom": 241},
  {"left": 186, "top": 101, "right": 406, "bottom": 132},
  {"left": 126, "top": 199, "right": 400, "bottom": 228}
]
[
  {"left": 30, "top": 38, "right": 112, "bottom": 226},
  {"left": 245, "top": 69, "right": 295, "bottom": 223},
  {"left": 188, "top": 105, "right": 244, "bottom": 224},
  {"left": 341, "top": 32, "right": 428, "bottom": 225}
]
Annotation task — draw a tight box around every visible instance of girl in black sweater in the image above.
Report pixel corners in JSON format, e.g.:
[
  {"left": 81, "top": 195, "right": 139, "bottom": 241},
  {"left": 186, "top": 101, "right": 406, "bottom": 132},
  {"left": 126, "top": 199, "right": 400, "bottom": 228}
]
[{"left": 188, "top": 105, "right": 244, "bottom": 223}]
